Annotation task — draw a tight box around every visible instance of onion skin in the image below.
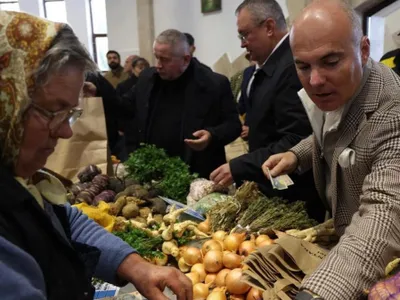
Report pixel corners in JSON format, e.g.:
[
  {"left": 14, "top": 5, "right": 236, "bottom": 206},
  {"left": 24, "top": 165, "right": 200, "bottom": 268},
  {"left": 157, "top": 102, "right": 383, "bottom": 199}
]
[
  {"left": 191, "top": 263, "right": 207, "bottom": 282},
  {"left": 246, "top": 288, "right": 263, "bottom": 300},
  {"left": 202, "top": 240, "right": 223, "bottom": 256},
  {"left": 193, "top": 283, "right": 210, "bottom": 300},
  {"left": 225, "top": 268, "right": 251, "bottom": 295},
  {"left": 198, "top": 219, "right": 211, "bottom": 234},
  {"left": 230, "top": 295, "right": 245, "bottom": 300},
  {"left": 186, "top": 272, "right": 200, "bottom": 285},
  {"left": 205, "top": 273, "right": 217, "bottom": 288},
  {"left": 184, "top": 247, "right": 203, "bottom": 266},
  {"left": 204, "top": 250, "right": 224, "bottom": 273},
  {"left": 213, "top": 231, "right": 228, "bottom": 242},
  {"left": 238, "top": 241, "right": 256, "bottom": 257},
  {"left": 257, "top": 239, "right": 274, "bottom": 248},
  {"left": 207, "top": 290, "right": 227, "bottom": 300},
  {"left": 255, "top": 235, "right": 273, "bottom": 247},
  {"left": 224, "top": 233, "right": 246, "bottom": 252},
  {"left": 215, "top": 269, "right": 231, "bottom": 287},
  {"left": 222, "top": 252, "right": 243, "bottom": 269}
]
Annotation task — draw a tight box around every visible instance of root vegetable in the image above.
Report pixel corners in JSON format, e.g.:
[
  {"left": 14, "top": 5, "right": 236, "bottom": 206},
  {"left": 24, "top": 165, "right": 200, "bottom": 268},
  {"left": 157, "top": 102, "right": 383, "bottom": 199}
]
[
  {"left": 255, "top": 235, "right": 273, "bottom": 247},
  {"left": 191, "top": 263, "right": 207, "bottom": 282},
  {"left": 139, "top": 207, "right": 151, "bottom": 219},
  {"left": 257, "top": 239, "right": 274, "bottom": 248},
  {"left": 193, "top": 283, "right": 210, "bottom": 300},
  {"left": 125, "top": 196, "right": 147, "bottom": 206},
  {"left": 230, "top": 295, "right": 245, "bottom": 300},
  {"left": 215, "top": 269, "right": 231, "bottom": 287},
  {"left": 149, "top": 198, "right": 167, "bottom": 215},
  {"left": 207, "top": 289, "right": 227, "bottom": 300},
  {"left": 179, "top": 245, "right": 189, "bottom": 258},
  {"left": 222, "top": 252, "right": 242, "bottom": 269},
  {"left": 186, "top": 272, "right": 200, "bottom": 285},
  {"left": 198, "top": 218, "right": 211, "bottom": 234},
  {"left": 188, "top": 225, "right": 210, "bottom": 238},
  {"left": 205, "top": 273, "right": 217, "bottom": 288},
  {"left": 238, "top": 241, "right": 256, "bottom": 257},
  {"left": 224, "top": 233, "right": 246, "bottom": 253},
  {"left": 122, "top": 203, "right": 139, "bottom": 219},
  {"left": 113, "top": 216, "right": 129, "bottom": 232},
  {"left": 128, "top": 220, "right": 147, "bottom": 230},
  {"left": 225, "top": 268, "right": 250, "bottom": 295},
  {"left": 162, "top": 224, "right": 175, "bottom": 241},
  {"left": 202, "top": 240, "right": 223, "bottom": 256},
  {"left": 203, "top": 250, "right": 223, "bottom": 273},
  {"left": 162, "top": 240, "right": 179, "bottom": 257},
  {"left": 154, "top": 254, "right": 168, "bottom": 266},
  {"left": 174, "top": 221, "right": 200, "bottom": 238},
  {"left": 183, "top": 247, "right": 202, "bottom": 266},
  {"left": 159, "top": 222, "right": 167, "bottom": 232},
  {"left": 147, "top": 212, "right": 157, "bottom": 227},
  {"left": 178, "top": 257, "right": 191, "bottom": 273},
  {"left": 154, "top": 214, "right": 164, "bottom": 224},
  {"left": 134, "top": 216, "right": 147, "bottom": 224},
  {"left": 246, "top": 288, "right": 262, "bottom": 300},
  {"left": 163, "top": 206, "right": 188, "bottom": 225},
  {"left": 212, "top": 231, "right": 227, "bottom": 242},
  {"left": 108, "top": 197, "right": 127, "bottom": 216}
]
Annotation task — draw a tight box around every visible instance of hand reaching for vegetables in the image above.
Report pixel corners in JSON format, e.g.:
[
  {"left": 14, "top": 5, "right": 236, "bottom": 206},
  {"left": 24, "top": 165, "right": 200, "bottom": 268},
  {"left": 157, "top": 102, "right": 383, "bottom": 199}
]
[
  {"left": 184, "top": 130, "right": 212, "bottom": 151},
  {"left": 210, "top": 163, "right": 234, "bottom": 187},
  {"left": 117, "top": 253, "right": 193, "bottom": 300}
]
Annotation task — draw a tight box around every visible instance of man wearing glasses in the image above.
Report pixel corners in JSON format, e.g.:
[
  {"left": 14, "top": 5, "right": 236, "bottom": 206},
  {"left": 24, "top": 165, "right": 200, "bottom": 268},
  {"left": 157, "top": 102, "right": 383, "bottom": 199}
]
[{"left": 211, "top": 0, "right": 324, "bottom": 221}]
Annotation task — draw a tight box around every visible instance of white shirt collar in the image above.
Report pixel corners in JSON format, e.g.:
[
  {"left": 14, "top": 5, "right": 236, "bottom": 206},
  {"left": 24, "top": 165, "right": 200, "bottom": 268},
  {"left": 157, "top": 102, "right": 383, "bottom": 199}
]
[{"left": 256, "top": 32, "right": 289, "bottom": 69}]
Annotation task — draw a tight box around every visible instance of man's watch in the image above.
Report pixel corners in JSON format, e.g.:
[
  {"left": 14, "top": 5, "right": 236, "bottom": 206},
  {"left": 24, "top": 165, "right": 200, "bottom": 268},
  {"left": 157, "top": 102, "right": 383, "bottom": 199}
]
[{"left": 296, "top": 290, "right": 323, "bottom": 300}]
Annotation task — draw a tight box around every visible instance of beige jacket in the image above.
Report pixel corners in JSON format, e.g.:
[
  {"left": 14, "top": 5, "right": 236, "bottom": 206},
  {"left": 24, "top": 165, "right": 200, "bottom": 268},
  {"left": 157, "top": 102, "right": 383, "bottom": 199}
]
[{"left": 291, "top": 59, "right": 400, "bottom": 299}]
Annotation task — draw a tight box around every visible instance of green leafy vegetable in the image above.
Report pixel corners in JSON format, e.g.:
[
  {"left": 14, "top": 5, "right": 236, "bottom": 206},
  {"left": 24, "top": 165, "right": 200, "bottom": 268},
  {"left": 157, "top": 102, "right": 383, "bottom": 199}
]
[
  {"left": 114, "top": 226, "right": 164, "bottom": 259},
  {"left": 125, "top": 144, "right": 197, "bottom": 203}
]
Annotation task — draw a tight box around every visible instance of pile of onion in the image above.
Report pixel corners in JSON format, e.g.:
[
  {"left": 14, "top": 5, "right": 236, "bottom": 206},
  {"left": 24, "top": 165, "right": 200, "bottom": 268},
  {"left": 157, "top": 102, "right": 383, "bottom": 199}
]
[{"left": 225, "top": 268, "right": 251, "bottom": 295}]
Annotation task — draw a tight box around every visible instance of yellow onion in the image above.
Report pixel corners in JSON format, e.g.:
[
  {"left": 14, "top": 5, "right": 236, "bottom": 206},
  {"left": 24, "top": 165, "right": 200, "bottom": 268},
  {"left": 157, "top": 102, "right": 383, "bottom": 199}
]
[
  {"left": 246, "top": 288, "right": 263, "bottom": 300},
  {"left": 204, "top": 250, "right": 223, "bottom": 273},
  {"left": 202, "top": 240, "right": 223, "bottom": 256},
  {"left": 191, "top": 263, "right": 207, "bottom": 282},
  {"left": 183, "top": 247, "right": 202, "bottom": 266},
  {"left": 207, "top": 289, "right": 227, "bottom": 300},
  {"left": 224, "top": 233, "right": 246, "bottom": 253},
  {"left": 198, "top": 218, "right": 211, "bottom": 234},
  {"left": 212, "top": 231, "right": 227, "bottom": 242},
  {"left": 255, "top": 235, "right": 273, "bottom": 247},
  {"left": 205, "top": 273, "right": 217, "bottom": 288},
  {"left": 215, "top": 268, "right": 231, "bottom": 287},
  {"left": 222, "top": 252, "right": 243, "bottom": 269},
  {"left": 238, "top": 241, "right": 256, "bottom": 257},
  {"left": 230, "top": 295, "right": 245, "bottom": 300},
  {"left": 225, "top": 268, "right": 251, "bottom": 295},
  {"left": 186, "top": 272, "right": 200, "bottom": 285},
  {"left": 193, "top": 283, "right": 210, "bottom": 300}
]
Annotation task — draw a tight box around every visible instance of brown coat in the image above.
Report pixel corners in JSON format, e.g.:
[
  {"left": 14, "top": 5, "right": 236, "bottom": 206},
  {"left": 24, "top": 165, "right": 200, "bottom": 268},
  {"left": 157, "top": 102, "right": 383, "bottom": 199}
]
[
  {"left": 103, "top": 66, "right": 129, "bottom": 89},
  {"left": 291, "top": 59, "right": 400, "bottom": 299}
]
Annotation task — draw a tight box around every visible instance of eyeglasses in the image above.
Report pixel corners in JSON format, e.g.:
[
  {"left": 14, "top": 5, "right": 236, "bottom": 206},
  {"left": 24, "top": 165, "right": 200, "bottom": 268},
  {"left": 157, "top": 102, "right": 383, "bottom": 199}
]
[
  {"left": 30, "top": 102, "right": 83, "bottom": 131},
  {"left": 238, "top": 20, "right": 266, "bottom": 42}
]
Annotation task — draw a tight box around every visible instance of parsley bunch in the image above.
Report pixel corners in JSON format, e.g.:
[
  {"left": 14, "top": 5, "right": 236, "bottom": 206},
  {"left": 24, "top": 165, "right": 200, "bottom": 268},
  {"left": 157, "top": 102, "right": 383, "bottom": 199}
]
[{"left": 125, "top": 144, "right": 197, "bottom": 203}]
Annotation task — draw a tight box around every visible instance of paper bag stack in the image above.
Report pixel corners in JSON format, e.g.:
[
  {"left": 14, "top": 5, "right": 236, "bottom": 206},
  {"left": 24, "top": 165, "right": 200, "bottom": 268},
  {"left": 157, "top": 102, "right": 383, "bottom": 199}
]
[{"left": 243, "top": 234, "right": 328, "bottom": 300}]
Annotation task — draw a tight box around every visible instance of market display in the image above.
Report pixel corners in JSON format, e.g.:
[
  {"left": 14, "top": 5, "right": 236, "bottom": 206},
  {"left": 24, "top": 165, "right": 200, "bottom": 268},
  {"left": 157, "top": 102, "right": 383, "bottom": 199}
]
[{"left": 60, "top": 145, "right": 349, "bottom": 299}]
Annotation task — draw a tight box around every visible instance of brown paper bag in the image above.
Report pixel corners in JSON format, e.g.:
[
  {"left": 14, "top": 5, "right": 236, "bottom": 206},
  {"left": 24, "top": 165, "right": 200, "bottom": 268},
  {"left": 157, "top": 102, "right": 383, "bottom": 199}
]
[
  {"left": 225, "top": 137, "right": 249, "bottom": 162},
  {"left": 45, "top": 97, "right": 111, "bottom": 182}
]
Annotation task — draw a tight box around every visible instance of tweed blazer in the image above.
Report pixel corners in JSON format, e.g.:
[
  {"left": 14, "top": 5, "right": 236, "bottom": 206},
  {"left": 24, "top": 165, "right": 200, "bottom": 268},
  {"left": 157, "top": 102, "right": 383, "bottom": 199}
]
[{"left": 291, "top": 59, "right": 400, "bottom": 299}]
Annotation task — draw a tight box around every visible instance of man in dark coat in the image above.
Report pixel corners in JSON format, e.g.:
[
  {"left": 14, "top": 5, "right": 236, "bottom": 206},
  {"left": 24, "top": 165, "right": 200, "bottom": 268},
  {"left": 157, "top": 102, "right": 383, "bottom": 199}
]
[
  {"left": 210, "top": 0, "right": 324, "bottom": 221},
  {"left": 87, "top": 29, "right": 241, "bottom": 178}
]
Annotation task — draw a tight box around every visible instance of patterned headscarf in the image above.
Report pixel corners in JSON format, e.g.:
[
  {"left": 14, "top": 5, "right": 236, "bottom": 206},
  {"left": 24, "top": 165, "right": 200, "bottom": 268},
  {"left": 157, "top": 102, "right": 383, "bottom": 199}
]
[{"left": 0, "top": 11, "right": 63, "bottom": 167}]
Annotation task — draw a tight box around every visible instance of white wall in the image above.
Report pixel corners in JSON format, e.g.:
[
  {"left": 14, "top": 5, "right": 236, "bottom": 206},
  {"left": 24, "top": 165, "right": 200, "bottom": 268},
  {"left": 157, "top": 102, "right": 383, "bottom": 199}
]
[
  {"left": 153, "top": 0, "right": 289, "bottom": 67},
  {"left": 105, "top": 0, "right": 139, "bottom": 64},
  {"left": 384, "top": 8, "right": 400, "bottom": 53}
]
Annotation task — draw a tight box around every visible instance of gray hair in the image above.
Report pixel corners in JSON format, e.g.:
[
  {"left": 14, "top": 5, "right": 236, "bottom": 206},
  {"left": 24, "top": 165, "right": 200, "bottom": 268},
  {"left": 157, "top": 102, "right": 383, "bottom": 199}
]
[
  {"left": 236, "top": 0, "right": 287, "bottom": 31},
  {"left": 335, "top": 0, "right": 363, "bottom": 46},
  {"left": 34, "top": 25, "right": 98, "bottom": 87},
  {"left": 155, "top": 29, "right": 190, "bottom": 56}
]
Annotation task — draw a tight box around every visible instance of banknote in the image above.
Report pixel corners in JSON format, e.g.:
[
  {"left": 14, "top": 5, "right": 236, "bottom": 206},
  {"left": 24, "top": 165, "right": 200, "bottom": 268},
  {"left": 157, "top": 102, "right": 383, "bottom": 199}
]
[{"left": 266, "top": 168, "right": 294, "bottom": 190}]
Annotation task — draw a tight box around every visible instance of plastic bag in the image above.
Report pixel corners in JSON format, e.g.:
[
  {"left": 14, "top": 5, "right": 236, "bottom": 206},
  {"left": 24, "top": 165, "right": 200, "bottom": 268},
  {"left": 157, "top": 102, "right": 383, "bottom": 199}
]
[{"left": 192, "top": 193, "right": 229, "bottom": 216}]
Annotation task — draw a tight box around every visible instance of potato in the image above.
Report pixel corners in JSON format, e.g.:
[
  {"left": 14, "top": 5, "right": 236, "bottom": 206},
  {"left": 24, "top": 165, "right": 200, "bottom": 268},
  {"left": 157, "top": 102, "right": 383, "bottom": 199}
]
[{"left": 122, "top": 203, "right": 139, "bottom": 219}]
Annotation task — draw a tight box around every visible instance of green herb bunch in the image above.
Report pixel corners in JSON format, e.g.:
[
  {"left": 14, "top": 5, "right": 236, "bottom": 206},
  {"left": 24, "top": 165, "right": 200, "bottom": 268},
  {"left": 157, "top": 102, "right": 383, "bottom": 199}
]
[{"left": 125, "top": 144, "right": 198, "bottom": 203}]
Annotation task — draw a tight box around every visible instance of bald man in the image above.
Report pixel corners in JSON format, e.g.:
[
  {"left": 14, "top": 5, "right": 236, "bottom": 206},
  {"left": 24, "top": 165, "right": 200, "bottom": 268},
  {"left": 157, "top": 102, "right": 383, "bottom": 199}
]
[{"left": 262, "top": 0, "right": 400, "bottom": 299}]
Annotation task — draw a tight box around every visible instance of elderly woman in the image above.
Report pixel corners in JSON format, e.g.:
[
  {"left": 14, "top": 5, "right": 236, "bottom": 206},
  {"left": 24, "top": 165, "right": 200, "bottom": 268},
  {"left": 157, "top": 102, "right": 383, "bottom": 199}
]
[{"left": 0, "top": 11, "right": 192, "bottom": 300}]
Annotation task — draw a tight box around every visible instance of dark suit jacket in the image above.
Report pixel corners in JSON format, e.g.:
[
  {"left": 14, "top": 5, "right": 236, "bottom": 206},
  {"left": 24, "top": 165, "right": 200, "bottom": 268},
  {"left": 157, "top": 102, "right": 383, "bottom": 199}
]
[
  {"left": 85, "top": 72, "right": 119, "bottom": 153},
  {"left": 112, "top": 59, "right": 241, "bottom": 178},
  {"left": 116, "top": 75, "right": 138, "bottom": 98},
  {"left": 229, "top": 37, "right": 324, "bottom": 221},
  {"left": 237, "top": 65, "right": 256, "bottom": 122}
]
